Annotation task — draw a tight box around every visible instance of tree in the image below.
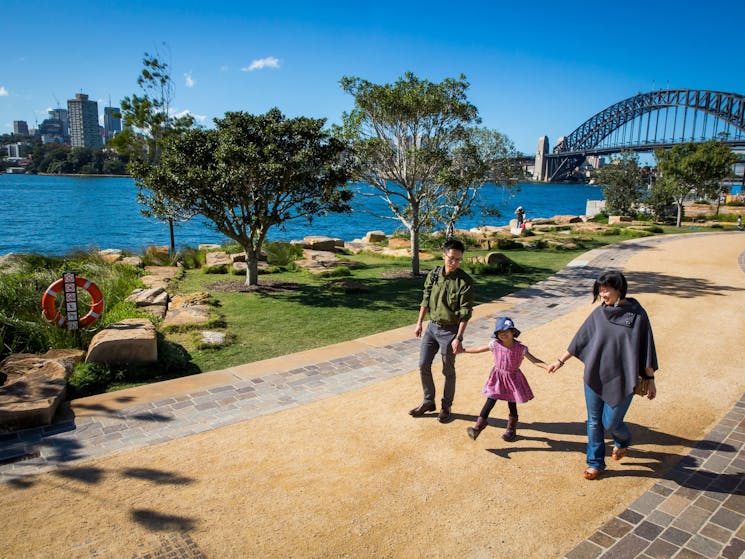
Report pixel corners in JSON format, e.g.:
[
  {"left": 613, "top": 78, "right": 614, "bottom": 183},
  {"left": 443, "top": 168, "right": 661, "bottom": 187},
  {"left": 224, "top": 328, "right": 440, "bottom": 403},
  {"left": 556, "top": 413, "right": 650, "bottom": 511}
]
[
  {"left": 439, "top": 128, "right": 521, "bottom": 238},
  {"left": 338, "top": 72, "right": 484, "bottom": 276},
  {"left": 110, "top": 50, "right": 195, "bottom": 256},
  {"left": 592, "top": 151, "right": 644, "bottom": 216},
  {"left": 140, "top": 109, "right": 354, "bottom": 286},
  {"left": 654, "top": 140, "right": 738, "bottom": 227}
]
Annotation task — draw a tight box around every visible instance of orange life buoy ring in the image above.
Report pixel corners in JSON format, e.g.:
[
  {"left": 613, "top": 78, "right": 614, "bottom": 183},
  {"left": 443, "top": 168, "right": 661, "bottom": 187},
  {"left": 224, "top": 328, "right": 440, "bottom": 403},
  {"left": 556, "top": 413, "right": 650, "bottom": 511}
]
[{"left": 41, "top": 276, "right": 104, "bottom": 328}]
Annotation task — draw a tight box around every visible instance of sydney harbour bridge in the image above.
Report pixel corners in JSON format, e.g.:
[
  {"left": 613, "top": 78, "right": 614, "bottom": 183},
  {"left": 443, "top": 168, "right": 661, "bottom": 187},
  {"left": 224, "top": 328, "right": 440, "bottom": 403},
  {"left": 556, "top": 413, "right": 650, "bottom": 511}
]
[{"left": 535, "top": 89, "right": 745, "bottom": 182}]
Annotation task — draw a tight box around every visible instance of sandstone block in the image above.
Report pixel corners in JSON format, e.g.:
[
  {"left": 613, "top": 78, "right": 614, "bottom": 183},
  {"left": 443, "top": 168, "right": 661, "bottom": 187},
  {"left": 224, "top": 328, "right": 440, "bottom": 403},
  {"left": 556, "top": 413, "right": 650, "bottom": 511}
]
[
  {"left": 0, "top": 349, "right": 84, "bottom": 431},
  {"left": 199, "top": 244, "right": 223, "bottom": 252},
  {"left": 120, "top": 256, "right": 143, "bottom": 267},
  {"left": 99, "top": 248, "right": 123, "bottom": 263},
  {"left": 304, "top": 236, "right": 338, "bottom": 251},
  {"left": 127, "top": 287, "right": 168, "bottom": 307},
  {"left": 553, "top": 215, "right": 583, "bottom": 224},
  {"left": 200, "top": 331, "right": 227, "bottom": 346},
  {"left": 204, "top": 251, "right": 231, "bottom": 273},
  {"left": 86, "top": 319, "right": 157, "bottom": 363},
  {"left": 387, "top": 238, "right": 410, "bottom": 249},
  {"left": 364, "top": 231, "right": 388, "bottom": 243},
  {"left": 140, "top": 275, "right": 169, "bottom": 290},
  {"left": 608, "top": 215, "right": 632, "bottom": 224}
]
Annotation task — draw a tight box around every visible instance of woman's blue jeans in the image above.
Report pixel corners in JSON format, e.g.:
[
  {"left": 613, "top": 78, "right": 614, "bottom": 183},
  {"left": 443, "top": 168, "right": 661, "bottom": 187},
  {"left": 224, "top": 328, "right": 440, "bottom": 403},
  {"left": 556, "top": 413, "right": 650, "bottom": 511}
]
[{"left": 584, "top": 384, "right": 634, "bottom": 470}]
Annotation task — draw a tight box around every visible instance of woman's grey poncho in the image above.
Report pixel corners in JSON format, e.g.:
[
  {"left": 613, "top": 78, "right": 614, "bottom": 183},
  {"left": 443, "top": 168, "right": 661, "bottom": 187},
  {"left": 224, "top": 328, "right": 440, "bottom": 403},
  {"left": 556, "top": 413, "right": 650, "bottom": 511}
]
[{"left": 568, "top": 298, "right": 658, "bottom": 407}]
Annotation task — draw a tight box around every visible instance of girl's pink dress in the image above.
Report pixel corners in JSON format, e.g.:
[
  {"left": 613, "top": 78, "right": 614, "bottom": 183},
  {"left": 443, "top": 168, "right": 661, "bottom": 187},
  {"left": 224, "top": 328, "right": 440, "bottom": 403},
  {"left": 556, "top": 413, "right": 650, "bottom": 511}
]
[{"left": 482, "top": 340, "right": 534, "bottom": 403}]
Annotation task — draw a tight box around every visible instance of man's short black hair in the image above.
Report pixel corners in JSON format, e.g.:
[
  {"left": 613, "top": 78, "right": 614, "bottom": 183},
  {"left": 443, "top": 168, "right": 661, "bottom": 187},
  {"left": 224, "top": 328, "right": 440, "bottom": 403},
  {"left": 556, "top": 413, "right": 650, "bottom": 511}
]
[{"left": 443, "top": 239, "right": 465, "bottom": 253}]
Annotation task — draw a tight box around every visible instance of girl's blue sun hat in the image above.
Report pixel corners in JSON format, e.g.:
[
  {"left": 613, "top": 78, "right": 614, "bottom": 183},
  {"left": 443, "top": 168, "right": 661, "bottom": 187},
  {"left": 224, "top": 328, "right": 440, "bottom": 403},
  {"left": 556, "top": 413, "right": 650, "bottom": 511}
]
[{"left": 491, "top": 316, "right": 521, "bottom": 338}]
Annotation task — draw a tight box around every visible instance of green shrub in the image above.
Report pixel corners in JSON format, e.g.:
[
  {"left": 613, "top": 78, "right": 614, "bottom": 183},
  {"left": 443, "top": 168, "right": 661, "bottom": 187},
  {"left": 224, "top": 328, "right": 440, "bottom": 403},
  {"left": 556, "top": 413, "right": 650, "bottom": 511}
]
[
  {"left": 725, "top": 201, "right": 745, "bottom": 207},
  {"left": 495, "top": 237, "right": 522, "bottom": 250},
  {"left": 68, "top": 362, "right": 115, "bottom": 398},
  {"left": 644, "top": 225, "right": 664, "bottom": 234},
  {"left": 178, "top": 246, "right": 205, "bottom": 269},
  {"left": 142, "top": 246, "right": 173, "bottom": 266},
  {"left": 589, "top": 211, "right": 609, "bottom": 223},
  {"left": 710, "top": 223, "right": 724, "bottom": 229},
  {"left": 264, "top": 242, "right": 303, "bottom": 266},
  {"left": 620, "top": 228, "right": 652, "bottom": 238},
  {"left": 317, "top": 266, "right": 352, "bottom": 278}
]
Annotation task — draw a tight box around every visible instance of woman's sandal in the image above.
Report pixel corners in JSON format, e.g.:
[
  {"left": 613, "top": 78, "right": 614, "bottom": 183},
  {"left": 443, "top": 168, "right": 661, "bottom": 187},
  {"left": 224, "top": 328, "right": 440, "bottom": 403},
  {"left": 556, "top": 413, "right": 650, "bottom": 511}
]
[
  {"left": 583, "top": 468, "right": 602, "bottom": 480},
  {"left": 612, "top": 447, "right": 627, "bottom": 461}
]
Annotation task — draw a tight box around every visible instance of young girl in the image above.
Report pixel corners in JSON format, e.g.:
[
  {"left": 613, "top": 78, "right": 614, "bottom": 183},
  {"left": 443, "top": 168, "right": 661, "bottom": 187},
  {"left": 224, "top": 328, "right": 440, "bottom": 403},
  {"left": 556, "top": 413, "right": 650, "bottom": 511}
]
[{"left": 463, "top": 316, "right": 548, "bottom": 441}]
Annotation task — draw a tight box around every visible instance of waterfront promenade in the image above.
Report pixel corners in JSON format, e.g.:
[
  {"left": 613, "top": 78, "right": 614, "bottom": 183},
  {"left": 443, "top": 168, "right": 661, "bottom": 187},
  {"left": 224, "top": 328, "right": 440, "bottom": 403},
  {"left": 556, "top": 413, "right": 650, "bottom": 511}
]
[{"left": 0, "top": 232, "right": 743, "bottom": 558}]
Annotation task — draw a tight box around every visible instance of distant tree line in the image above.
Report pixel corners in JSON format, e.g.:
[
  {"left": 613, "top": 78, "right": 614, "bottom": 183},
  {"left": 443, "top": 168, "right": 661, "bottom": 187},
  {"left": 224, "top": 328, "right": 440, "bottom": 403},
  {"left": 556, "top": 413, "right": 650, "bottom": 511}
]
[{"left": 1, "top": 134, "right": 129, "bottom": 175}]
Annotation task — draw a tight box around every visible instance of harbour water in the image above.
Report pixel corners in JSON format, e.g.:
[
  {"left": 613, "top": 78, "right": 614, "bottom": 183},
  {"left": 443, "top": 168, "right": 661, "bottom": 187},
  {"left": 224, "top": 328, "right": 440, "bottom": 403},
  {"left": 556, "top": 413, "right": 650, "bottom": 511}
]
[{"left": 0, "top": 174, "right": 603, "bottom": 256}]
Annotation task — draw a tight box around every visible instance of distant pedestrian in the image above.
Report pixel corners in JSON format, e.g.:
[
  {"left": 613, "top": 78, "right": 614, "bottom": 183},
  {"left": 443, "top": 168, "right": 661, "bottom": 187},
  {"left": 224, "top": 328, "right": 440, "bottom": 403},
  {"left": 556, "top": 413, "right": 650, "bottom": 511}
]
[
  {"left": 409, "top": 238, "right": 475, "bottom": 423},
  {"left": 738, "top": 215, "right": 743, "bottom": 231},
  {"left": 548, "top": 270, "right": 659, "bottom": 480},
  {"left": 463, "top": 317, "right": 548, "bottom": 442},
  {"left": 515, "top": 206, "right": 526, "bottom": 228}
]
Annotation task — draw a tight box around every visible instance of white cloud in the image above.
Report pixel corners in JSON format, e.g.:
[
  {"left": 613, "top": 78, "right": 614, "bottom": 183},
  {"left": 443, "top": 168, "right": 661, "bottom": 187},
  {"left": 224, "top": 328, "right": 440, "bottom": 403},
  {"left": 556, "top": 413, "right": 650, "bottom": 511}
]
[
  {"left": 184, "top": 72, "right": 196, "bottom": 88},
  {"left": 241, "top": 56, "right": 280, "bottom": 72},
  {"left": 0, "top": 86, "right": 9, "bottom": 96},
  {"left": 173, "top": 109, "right": 207, "bottom": 123}
]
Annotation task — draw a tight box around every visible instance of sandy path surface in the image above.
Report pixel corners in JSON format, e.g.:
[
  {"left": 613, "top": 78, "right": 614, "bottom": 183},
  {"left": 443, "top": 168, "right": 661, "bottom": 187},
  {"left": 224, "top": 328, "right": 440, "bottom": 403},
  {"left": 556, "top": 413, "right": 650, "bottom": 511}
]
[{"left": 1, "top": 233, "right": 744, "bottom": 558}]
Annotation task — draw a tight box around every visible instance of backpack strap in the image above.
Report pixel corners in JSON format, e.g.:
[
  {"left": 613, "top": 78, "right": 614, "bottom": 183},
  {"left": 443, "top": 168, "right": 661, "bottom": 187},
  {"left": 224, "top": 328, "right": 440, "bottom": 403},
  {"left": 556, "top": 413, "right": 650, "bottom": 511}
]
[{"left": 431, "top": 265, "right": 441, "bottom": 283}]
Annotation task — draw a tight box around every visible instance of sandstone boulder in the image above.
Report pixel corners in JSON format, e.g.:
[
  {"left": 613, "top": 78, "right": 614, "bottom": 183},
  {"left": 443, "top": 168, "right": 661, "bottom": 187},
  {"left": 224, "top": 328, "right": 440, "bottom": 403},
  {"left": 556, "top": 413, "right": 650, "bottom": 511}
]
[
  {"left": 204, "top": 251, "right": 231, "bottom": 273},
  {"left": 99, "top": 248, "right": 123, "bottom": 263},
  {"left": 199, "top": 243, "right": 223, "bottom": 252},
  {"left": 304, "top": 236, "right": 338, "bottom": 251},
  {"left": 85, "top": 319, "right": 158, "bottom": 363},
  {"left": 119, "top": 255, "right": 143, "bottom": 267},
  {"left": 364, "top": 231, "right": 388, "bottom": 243},
  {"left": 552, "top": 215, "right": 583, "bottom": 225},
  {"left": 163, "top": 292, "right": 211, "bottom": 328},
  {"left": 387, "top": 238, "right": 410, "bottom": 249},
  {"left": 0, "top": 349, "right": 84, "bottom": 431},
  {"left": 608, "top": 215, "right": 633, "bottom": 224},
  {"left": 200, "top": 331, "right": 227, "bottom": 346},
  {"left": 127, "top": 287, "right": 169, "bottom": 307}
]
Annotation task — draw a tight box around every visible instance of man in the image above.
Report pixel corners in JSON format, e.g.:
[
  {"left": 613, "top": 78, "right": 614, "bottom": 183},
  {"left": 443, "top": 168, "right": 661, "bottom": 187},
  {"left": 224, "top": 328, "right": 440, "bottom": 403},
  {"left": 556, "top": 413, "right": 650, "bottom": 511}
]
[{"left": 409, "top": 238, "right": 475, "bottom": 423}]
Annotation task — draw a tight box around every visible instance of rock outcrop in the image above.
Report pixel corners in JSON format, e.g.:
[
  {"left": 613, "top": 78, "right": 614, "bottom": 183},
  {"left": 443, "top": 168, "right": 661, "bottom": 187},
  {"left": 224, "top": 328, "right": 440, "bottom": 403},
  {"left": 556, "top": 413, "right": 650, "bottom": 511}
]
[{"left": 0, "top": 349, "right": 84, "bottom": 431}]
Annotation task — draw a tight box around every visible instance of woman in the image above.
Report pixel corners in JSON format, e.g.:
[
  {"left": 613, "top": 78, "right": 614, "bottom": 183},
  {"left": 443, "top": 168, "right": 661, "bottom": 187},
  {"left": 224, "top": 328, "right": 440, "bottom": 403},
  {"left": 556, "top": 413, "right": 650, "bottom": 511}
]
[{"left": 548, "top": 270, "right": 658, "bottom": 480}]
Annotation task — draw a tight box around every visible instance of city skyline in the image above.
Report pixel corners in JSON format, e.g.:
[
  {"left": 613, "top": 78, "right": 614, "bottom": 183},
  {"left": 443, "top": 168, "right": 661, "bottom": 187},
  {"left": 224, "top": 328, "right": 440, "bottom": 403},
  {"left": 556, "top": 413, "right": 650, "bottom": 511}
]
[{"left": 2, "top": 0, "right": 745, "bottom": 155}]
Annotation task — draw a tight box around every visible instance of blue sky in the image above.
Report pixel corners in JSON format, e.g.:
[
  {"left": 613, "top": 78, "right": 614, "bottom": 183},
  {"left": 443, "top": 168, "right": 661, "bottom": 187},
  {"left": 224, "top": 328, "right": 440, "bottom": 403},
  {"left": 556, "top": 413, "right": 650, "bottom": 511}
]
[{"left": 2, "top": 0, "right": 743, "bottom": 155}]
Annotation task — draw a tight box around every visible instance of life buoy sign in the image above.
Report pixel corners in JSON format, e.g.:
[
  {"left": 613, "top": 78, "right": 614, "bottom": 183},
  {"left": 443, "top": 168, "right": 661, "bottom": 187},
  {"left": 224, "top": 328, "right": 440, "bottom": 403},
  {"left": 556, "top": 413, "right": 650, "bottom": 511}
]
[{"left": 41, "top": 275, "right": 104, "bottom": 328}]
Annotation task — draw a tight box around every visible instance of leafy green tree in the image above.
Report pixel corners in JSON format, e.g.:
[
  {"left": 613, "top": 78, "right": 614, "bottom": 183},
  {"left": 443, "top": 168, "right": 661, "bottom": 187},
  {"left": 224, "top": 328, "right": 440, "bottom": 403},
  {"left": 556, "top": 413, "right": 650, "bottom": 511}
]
[
  {"left": 139, "top": 109, "right": 354, "bottom": 286},
  {"left": 111, "top": 50, "right": 195, "bottom": 255},
  {"left": 338, "top": 72, "right": 485, "bottom": 276},
  {"left": 439, "top": 128, "right": 521, "bottom": 238},
  {"left": 592, "top": 151, "right": 644, "bottom": 216},
  {"left": 654, "top": 140, "right": 738, "bottom": 227}
]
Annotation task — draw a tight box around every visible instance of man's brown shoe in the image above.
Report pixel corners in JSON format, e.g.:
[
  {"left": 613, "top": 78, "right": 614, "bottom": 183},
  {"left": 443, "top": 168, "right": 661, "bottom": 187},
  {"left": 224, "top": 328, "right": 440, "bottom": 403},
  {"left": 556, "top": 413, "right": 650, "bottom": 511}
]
[
  {"left": 438, "top": 407, "right": 452, "bottom": 423},
  {"left": 409, "top": 402, "right": 436, "bottom": 417}
]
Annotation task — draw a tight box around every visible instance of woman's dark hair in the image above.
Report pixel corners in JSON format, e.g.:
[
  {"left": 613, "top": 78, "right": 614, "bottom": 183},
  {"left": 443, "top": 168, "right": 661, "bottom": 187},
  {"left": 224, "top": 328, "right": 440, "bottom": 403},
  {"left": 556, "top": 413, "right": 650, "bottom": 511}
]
[{"left": 592, "top": 270, "right": 628, "bottom": 303}]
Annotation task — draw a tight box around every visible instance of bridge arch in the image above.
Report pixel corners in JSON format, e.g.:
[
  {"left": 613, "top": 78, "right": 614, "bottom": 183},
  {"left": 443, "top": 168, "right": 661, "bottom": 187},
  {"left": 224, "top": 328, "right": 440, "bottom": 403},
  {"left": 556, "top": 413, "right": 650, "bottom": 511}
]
[{"left": 540, "top": 89, "right": 745, "bottom": 182}]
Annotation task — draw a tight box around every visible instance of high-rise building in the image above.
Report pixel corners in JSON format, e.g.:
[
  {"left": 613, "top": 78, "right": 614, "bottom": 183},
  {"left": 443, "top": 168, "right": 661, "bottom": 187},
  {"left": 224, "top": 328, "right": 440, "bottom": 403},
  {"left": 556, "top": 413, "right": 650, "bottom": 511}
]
[
  {"left": 67, "top": 93, "right": 103, "bottom": 148},
  {"left": 103, "top": 106, "right": 122, "bottom": 140},
  {"left": 49, "top": 108, "right": 70, "bottom": 139},
  {"left": 13, "top": 120, "right": 29, "bottom": 135}
]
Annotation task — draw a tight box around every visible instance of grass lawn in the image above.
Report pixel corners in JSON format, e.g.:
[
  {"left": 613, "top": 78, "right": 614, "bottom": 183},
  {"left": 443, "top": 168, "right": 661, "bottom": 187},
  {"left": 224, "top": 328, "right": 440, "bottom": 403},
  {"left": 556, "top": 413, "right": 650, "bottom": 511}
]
[{"left": 164, "top": 245, "right": 590, "bottom": 374}]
